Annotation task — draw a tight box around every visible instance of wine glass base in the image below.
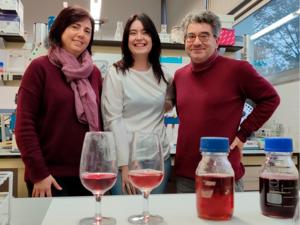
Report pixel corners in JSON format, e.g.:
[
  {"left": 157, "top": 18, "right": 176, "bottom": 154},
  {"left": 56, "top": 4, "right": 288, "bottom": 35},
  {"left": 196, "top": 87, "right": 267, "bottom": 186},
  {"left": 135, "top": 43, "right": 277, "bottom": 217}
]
[
  {"left": 79, "top": 216, "right": 116, "bottom": 225},
  {"left": 128, "top": 214, "right": 163, "bottom": 225}
]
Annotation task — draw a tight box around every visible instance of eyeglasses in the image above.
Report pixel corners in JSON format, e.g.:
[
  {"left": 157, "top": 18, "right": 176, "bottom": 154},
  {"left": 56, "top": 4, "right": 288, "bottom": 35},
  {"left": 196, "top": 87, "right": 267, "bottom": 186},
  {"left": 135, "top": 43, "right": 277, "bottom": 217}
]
[{"left": 185, "top": 32, "right": 214, "bottom": 43}]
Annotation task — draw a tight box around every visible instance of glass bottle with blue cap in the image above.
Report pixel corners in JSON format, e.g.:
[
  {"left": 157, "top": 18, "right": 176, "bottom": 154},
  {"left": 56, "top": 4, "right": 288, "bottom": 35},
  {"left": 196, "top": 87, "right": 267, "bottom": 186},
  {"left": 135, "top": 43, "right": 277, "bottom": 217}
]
[
  {"left": 259, "top": 137, "right": 299, "bottom": 218},
  {"left": 195, "top": 137, "right": 234, "bottom": 220}
]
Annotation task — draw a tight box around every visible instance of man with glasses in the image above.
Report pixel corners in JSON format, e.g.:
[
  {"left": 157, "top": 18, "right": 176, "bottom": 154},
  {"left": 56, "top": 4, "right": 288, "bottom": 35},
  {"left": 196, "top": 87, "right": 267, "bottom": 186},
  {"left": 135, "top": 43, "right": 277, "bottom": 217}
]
[{"left": 173, "top": 11, "right": 280, "bottom": 193}]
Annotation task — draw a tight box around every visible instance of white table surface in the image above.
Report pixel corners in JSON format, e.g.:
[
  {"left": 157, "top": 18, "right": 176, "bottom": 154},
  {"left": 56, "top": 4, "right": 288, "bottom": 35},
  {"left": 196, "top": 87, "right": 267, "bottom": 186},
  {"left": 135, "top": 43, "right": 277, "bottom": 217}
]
[{"left": 10, "top": 192, "right": 297, "bottom": 225}]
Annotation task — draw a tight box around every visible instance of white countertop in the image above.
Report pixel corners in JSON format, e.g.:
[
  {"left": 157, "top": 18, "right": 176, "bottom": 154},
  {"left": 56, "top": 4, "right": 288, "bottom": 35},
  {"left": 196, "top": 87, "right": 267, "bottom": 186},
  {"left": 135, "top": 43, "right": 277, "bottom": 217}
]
[
  {"left": 0, "top": 148, "right": 20, "bottom": 157},
  {"left": 10, "top": 192, "right": 297, "bottom": 225}
]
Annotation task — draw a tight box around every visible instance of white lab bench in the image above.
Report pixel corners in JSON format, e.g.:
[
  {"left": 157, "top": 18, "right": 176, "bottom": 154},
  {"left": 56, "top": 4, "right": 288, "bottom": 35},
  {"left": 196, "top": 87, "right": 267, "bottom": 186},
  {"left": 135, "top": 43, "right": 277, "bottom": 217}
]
[{"left": 10, "top": 192, "right": 297, "bottom": 225}]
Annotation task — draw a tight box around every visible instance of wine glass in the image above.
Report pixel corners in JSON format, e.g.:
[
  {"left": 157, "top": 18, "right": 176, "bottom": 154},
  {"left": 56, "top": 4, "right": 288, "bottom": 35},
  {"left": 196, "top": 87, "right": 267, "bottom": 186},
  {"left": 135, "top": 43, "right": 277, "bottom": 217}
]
[
  {"left": 128, "top": 132, "right": 164, "bottom": 224},
  {"left": 79, "top": 131, "right": 118, "bottom": 225}
]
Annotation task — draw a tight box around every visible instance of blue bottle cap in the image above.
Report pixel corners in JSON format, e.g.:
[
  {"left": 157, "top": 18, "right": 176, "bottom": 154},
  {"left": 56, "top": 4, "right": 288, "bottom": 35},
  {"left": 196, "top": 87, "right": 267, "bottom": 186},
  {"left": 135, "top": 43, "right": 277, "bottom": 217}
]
[
  {"left": 200, "top": 137, "right": 229, "bottom": 153},
  {"left": 47, "top": 16, "right": 56, "bottom": 31},
  {"left": 264, "top": 137, "right": 293, "bottom": 152}
]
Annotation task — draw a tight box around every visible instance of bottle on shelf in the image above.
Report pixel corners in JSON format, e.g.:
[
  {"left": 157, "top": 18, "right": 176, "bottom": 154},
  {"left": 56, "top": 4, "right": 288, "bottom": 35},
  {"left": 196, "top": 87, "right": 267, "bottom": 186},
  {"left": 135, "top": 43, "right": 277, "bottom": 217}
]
[
  {"left": 114, "top": 21, "right": 123, "bottom": 41},
  {"left": 159, "top": 24, "right": 170, "bottom": 43}
]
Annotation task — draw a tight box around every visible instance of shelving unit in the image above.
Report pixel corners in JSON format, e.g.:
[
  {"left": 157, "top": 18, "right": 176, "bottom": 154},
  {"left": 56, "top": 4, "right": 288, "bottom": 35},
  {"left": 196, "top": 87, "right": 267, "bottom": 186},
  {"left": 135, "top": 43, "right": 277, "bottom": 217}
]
[
  {"left": 0, "top": 36, "right": 243, "bottom": 83},
  {"left": 93, "top": 39, "right": 243, "bottom": 52}
]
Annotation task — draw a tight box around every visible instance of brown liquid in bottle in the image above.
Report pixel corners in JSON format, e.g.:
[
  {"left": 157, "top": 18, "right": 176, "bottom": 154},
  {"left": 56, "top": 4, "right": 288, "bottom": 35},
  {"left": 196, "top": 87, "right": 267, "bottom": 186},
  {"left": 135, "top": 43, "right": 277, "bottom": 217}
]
[{"left": 259, "top": 174, "right": 298, "bottom": 218}]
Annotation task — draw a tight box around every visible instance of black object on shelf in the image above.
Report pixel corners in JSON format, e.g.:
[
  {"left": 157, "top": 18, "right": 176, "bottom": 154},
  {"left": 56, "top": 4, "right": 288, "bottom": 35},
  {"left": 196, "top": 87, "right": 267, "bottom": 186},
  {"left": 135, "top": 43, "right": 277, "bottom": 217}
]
[
  {"left": 0, "top": 34, "right": 25, "bottom": 42},
  {"left": 0, "top": 74, "right": 23, "bottom": 81}
]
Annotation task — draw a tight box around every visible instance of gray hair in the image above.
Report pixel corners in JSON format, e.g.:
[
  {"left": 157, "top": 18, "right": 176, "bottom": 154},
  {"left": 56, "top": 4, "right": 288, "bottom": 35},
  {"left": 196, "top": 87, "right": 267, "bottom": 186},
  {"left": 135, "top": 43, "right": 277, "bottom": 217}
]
[{"left": 181, "top": 11, "right": 221, "bottom": 38}]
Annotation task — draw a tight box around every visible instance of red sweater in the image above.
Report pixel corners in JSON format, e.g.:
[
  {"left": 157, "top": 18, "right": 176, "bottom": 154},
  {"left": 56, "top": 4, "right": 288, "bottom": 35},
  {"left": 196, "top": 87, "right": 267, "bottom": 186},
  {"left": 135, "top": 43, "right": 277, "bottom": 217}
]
[
  {"left": 15, "top": 56, "right": 103, "bottom": 183},
  {"left": 174, "top": 55, "right": 280, "bottom": 180}
]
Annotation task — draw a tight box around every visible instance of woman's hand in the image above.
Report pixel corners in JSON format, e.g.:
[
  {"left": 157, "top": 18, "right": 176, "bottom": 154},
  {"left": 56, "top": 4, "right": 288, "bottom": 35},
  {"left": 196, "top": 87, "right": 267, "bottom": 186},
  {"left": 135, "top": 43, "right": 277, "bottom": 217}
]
[
  {"left": 32, "top": 175, "right": 62, "bottom": 197},
  {"left": 164, "top": 100, "right": 174, "bottom": 112},
  {"left": 121, "top": 165, "right": 137, "bottom": 195},
  {"left": 230, "top": 136, "right": 245, "bottom": 160}
]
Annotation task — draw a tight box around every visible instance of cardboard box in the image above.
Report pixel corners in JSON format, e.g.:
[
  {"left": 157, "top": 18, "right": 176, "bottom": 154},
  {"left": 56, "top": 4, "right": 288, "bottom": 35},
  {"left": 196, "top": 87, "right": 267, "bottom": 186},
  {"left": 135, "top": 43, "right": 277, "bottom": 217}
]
[
  {"left": 218, "top": 14, "right": 234, "bottom": 29},
  {"left": 218, "top": 28, "right": 235, "bottom": 46},
  {"left": 0, "top": 14, "right": 24, "bottom": 35},
  {"left": 0, "top": 0, "right": 23, "bottom": 16}
]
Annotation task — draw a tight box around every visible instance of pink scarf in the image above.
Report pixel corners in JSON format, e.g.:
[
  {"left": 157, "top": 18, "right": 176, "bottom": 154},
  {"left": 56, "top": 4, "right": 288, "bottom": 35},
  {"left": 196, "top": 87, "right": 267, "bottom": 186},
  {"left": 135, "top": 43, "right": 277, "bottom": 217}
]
[
  {"left": 48, "top": 47, "right": 99, "bottom": 131},
  {"left": 191, "top": 50, "right": 219, "bottom": 73}
]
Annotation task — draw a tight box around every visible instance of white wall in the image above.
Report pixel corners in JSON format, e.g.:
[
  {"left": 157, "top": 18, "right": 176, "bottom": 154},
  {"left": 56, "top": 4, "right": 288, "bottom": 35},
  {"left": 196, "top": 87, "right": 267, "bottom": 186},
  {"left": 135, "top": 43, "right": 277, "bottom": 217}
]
[
  {"left": 21, "top": 0, "right": 206, "bottom": 41},
  {"left": 271, "top": 80, "right": 300, "bottom": 152},
  {"left": 167, "top": 0, "right": 205, "bottom": 30}
]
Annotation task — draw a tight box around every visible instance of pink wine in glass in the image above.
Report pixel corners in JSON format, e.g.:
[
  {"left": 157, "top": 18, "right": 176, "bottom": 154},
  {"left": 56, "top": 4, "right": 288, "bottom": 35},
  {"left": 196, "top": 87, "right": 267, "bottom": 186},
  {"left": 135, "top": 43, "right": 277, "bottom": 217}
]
[
  {"left": 129, "top": 169, "right": 163, "bottom": 190},
  {"left": 81, "top": 172, "right": 117, "bottom": 195}
]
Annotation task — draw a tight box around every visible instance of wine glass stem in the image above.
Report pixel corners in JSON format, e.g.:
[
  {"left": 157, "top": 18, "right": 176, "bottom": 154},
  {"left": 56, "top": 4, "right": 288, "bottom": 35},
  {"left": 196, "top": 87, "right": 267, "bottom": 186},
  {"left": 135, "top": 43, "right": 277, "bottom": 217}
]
[
  {"left": 95, "top": 194, "right": 102, "bottom": 222},
  {"left": 142, "top": 191, "right": 150, "bottom": 219}
]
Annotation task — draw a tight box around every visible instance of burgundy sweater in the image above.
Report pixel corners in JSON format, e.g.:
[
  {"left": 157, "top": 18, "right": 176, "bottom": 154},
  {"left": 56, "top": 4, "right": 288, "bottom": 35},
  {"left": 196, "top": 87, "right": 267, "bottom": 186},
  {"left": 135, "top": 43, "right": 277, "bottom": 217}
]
[
  {"left": 15, "top": 56, "right": 103, "bottom": 183},
  {"left": 173, "top": 55, "right": 280, "bottom": 180}
]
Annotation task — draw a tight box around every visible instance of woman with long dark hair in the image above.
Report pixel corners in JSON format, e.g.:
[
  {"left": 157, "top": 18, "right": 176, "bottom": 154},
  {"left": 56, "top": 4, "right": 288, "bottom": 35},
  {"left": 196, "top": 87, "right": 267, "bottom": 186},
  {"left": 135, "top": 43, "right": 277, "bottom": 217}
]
[{"left": 102, "top": 13, "right": 173, "bottom": 194}]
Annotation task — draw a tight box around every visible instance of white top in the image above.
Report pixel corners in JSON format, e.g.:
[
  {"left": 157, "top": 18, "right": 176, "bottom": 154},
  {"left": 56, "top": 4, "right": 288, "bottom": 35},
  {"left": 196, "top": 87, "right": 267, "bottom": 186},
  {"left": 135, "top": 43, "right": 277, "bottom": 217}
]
[
  {"left": 101, "top": 65, "right": 173, "bottom": 166},
  {"left": 10, "top": 192, "right": 297, "bottom": 225}
]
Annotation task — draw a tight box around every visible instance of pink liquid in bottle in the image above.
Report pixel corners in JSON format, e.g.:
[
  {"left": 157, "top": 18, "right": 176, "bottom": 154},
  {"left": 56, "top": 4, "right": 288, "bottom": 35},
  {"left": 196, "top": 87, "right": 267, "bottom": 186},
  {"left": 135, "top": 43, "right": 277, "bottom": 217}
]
[{"left": 196, "top": 173, "right": 234, "bottom": 220}]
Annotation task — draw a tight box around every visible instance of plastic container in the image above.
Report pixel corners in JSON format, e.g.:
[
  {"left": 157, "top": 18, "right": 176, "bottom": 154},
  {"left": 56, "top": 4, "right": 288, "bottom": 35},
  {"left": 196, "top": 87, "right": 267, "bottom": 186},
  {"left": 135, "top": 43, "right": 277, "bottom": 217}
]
[
  {"left": 114, "top": 21, "right": 123, "bottom": 41},
  {"left": 0, "top": 61, "right": 4, "bottom": 75},
  {"left": 170, "top": 26, "right": 184, "bottom": 43},
  {"left": 195, "top": 137, "right": 234, "bottom": 220},
  {"left": 259, "top": 137, "right": 299, "bottom": 218},
  {"left": 158, "top": 24, "right": 170, "bottom": 43}
]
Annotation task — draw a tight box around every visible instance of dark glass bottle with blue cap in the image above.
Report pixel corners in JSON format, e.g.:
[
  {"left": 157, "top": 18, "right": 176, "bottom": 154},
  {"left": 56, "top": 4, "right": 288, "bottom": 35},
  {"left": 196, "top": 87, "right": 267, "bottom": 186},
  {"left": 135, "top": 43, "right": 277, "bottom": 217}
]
[
  {"left": 259, "top": 137, "right": 299, "bottom": 218},
  {"left": 195, "top": 137, "right": 234, "bottom": 220}
]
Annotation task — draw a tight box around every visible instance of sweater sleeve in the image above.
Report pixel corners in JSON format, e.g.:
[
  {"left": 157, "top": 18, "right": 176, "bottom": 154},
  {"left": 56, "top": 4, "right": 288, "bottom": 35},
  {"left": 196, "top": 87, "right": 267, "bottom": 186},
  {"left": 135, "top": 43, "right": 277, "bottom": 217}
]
[
  {"left": 15, "top": 58, "right": 50, "bottom": 183},
  {"left": 101, "top": 66, "right": 129, "bottom": 167},
  {"left": 236, "top": 61, "right": 280, "bottom": 142}
]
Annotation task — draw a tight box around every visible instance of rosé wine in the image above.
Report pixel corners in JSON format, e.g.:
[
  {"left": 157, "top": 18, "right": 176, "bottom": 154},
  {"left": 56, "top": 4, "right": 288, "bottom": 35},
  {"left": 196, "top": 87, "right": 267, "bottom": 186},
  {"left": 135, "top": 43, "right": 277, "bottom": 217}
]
[
  {"left": 129, "top": 169, "right": 163, "bottom": 191},
  {"left": 81, "top": 172, "right": 117, "bottom": 195}
]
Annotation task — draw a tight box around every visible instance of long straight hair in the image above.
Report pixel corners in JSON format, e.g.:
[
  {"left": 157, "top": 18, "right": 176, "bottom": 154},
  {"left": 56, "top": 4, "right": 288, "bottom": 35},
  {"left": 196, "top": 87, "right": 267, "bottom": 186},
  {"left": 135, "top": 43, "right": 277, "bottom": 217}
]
[{"left": 114, "top": 13, "right": 167, "bottom": 84}]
